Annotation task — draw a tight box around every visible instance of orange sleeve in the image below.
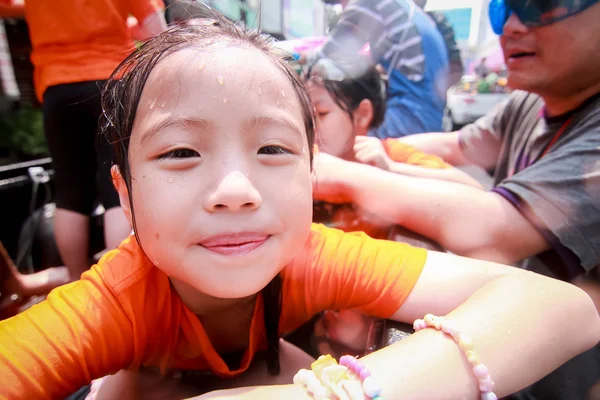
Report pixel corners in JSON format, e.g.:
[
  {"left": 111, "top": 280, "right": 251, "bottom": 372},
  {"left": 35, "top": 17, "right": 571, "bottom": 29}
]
[
  {"left": 128, "top": 0, "right": 165, "bottom": 23},
  {"left": 281, "top": 224, "right": 427, "bottom": 331},
  {"left": 0, "top": 259, "right": 137, "bottom": 399},
  {"left": 383, "top": 139, "right": 451, "bottom": 169}
]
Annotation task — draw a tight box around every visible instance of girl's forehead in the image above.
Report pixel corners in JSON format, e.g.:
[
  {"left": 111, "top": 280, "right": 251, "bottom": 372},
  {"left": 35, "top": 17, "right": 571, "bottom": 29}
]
[
  {"left": 131, "top": 45, "right": 306, "bottom": 143},
  {"left": 147, "top": 46, "right": 296, "bottom": 98}
]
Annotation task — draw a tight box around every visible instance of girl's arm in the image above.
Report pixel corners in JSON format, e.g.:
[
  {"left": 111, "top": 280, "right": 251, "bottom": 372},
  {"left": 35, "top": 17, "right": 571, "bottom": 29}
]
[
  {"left": 360, "top": 251, "right": 600, "bottom": 398},
  {"left": 386, "top": 162, "right": 484, "bottom": 188},
  {"left": 194, "top": 251, "right": 600, "bottom": 400},
  {"left": 354, "top": 136, "right": 483, "bottom": 188},
  {"left": 0, "top": 266, "right": 136, "bottom": 399}
]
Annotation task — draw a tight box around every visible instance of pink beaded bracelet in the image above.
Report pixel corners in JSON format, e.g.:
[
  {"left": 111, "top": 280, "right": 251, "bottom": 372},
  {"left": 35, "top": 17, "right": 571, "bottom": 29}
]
[
  {"left": 339, "top": 355, "right": 383, "bottom": 399},
  {"left": 414, "top": 314, "right": 498, "bottom": 400}
]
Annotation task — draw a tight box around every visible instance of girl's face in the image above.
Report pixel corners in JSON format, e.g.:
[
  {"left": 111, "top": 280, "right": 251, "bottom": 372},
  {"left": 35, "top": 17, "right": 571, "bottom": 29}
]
[
  {"left": 116, "top": 46, "right": 313, "bottom": 299},
  {"left": 308, "top": 80, "right": 356, "bottom": 159}
]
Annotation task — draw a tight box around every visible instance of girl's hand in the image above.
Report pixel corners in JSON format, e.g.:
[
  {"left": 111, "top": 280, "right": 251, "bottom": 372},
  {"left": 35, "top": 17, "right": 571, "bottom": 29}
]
[{"left": 354, "top": 136, "right": 393, "bottom": 171}]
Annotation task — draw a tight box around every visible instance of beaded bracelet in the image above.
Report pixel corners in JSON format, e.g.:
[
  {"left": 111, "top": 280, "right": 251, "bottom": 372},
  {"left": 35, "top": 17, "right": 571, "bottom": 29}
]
[
  {"left": 413, "top": 314, "right": 498, "bottom": 400},
  {"left": 294, "top": 354, "right": 383, "bottom": 400},
  {"left": 293, "top": 368, "right": 330, "bottom": 400},
  {"left": 339, "top": 355, "right": 383, "bottom": 399}
]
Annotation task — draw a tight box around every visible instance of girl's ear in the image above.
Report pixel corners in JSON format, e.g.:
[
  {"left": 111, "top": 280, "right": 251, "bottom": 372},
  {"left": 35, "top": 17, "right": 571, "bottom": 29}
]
[
  {"left": 111, "top": 165, "right": 133, "bottom": 227},
  {"left": 352, "top": 99, "right": 374, "bottom": 136}
]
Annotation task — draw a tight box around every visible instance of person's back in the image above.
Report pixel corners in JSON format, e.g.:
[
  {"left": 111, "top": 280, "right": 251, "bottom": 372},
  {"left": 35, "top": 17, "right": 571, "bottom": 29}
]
[
  {"left": 377, "top": 1, "right": 449, "bottom": 138},
  {"left": 426, "top": 10, "right": 463, "bottom": 87},
  {"left": 24, "top": 0, "right": 160, "bottom": 102},
  {"left": 320, "top": 0, "right": 449, "bottom": 138}
]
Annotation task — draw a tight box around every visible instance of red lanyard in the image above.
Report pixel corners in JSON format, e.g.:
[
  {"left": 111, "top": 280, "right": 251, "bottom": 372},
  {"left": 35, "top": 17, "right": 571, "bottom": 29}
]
[
  {"left": 510, "top": 115, "right": 573, "bottom": 177},
  {"left": 539, "top": 115, "right": 573, "bottom": 159}
]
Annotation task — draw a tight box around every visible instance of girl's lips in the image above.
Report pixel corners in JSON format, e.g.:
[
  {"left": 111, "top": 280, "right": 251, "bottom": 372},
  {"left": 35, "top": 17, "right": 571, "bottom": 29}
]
[{"left": 199, "top": 233, "right": 269, "bottom": 256}]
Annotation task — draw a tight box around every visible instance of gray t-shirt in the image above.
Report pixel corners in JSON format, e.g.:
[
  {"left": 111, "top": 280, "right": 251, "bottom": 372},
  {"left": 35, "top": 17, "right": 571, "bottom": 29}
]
[{"left": 458, "top": 90, "right": 600, "bottom": 280}]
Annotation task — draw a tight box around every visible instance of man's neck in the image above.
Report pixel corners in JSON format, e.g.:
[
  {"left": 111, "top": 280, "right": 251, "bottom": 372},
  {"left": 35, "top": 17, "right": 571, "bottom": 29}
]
[{"left": 542, "top": 84, "right": 600, "bottom": 117}]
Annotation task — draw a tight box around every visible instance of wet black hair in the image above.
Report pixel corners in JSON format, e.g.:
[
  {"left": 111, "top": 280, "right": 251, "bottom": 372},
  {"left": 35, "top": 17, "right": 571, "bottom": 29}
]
[
  {"left": 101, "top": 5, "right": 316, "bottom": 376},
  {"left": 313, "top": 56, "right": 387, "bottom": 129}
]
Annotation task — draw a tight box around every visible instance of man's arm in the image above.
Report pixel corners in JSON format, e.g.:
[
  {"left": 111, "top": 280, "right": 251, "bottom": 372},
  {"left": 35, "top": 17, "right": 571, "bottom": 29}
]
[
  {"left": 313, "top": 153, "right": 550, "bottom": 265},
  {"left": 398, "top": 131, "right": 473, "bottom": 166}
]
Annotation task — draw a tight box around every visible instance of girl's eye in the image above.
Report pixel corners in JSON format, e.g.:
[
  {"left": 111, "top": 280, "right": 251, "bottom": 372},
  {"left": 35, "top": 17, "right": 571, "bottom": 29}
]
[
  {"left": 159, "top": 148, "right": 200, "bottom": 160},
  {"left": 258, "top": 145, "right": 292, "bottom": 155},
  {"left": 317, "top": 111, "right": 329, "bottom": 118}
]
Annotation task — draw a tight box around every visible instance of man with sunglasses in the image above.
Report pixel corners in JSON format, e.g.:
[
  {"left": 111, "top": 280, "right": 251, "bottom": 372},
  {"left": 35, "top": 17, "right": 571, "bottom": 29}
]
[{"left": 314, "top": 1, "right": 600, "bottom": 398}]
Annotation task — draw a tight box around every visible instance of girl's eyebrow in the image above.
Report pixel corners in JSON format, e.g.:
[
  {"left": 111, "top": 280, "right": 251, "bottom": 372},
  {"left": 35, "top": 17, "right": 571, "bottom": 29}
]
[
  {"left": 244, "top": 115, "right": 304, "bottom": 138},
  {"left": 140, "top": 116, "right": 212, "bottom": 145}
]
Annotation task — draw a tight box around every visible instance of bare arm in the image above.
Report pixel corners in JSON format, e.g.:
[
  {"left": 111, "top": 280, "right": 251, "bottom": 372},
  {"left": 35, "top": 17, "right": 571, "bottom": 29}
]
[
  {"left": 362, "top": 252, "right": 600, "bottom": 399},
  {"left": 387, "top": 161, "right": 483, "bottom": 188},
  {"left": 195, "top": 253, "right": 600, "bottom": 399},
  {"left": 313, "top": 153, "right": 550, "bottom": 264},
  {"left": 399, "top": 131, "right": 473, "bottom": 166}
]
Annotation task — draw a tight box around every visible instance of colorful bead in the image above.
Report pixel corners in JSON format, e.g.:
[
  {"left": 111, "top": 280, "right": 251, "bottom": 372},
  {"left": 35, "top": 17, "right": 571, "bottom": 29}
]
[
  {"left": 481, "top": 392, "right": 498, "bottom": 400},
  {"left": 459, "top": 336, "right": 474, "bottom": 352},
  {"left": 413, "top": 318, "right": 427, "bottom": 331},
  {"left": 441, "top": 319, "right": 454, "bottom": 335},
  {"left": 362, "top": 376, "right": 382, "bottom": 398},
  {"left": 473, "top": 363, "right": 489, "bottom": 379},
  {"left": 414, "top": 314, "right": 497, "bottom": 400},
  {"left": 359, "top": 368, "right": 372, "bottom": 380},
  {"left": 479, "top": 376, "right": 495, "bottom": 392},
  {"left": 466, "top": 350, "right": 480, "bottom": 365},
  {"left": 424, "top": 313, "right": 436, "bottom": 326}
]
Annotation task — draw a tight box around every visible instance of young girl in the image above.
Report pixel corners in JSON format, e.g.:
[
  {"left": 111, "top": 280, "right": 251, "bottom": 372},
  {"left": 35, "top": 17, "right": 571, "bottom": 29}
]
[
  {"left": 307, "top": 56, "right": 482, "bottom": 189},
  {"left": 0, "top": 10, "right": 599, "bottom": 400}
]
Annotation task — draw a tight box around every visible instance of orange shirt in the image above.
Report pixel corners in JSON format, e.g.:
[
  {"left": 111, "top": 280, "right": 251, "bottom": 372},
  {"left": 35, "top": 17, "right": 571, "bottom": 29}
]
[
  {"left": 383, "top": 139, "right": 451, "bottom": 169},
  {"left": 313, "top": 140, "right": 451, "bottom": 239},
  {"left": 4, "top": 0, "right": 164, "bottom": 102},
  {"left": 0, "top": 224, "right": 427, "bottom": 399}
]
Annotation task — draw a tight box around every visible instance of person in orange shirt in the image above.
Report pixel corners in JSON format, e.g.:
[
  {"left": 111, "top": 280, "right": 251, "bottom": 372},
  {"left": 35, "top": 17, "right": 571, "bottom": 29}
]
[
  {"left": 0, "top": 8, "right": 598, "bottom": 400},
  {"left": 0, "top": 0, "right": 167, "bottom": 281}
]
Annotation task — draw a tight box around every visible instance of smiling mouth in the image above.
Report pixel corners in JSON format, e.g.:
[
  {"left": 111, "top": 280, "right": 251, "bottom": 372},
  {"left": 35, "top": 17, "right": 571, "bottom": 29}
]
[
  {"left": 199, "top": 234, "right": 270, "bottom": 256},
  {"left": 509, "top": 52, "right": 536, "bottom": 59}
]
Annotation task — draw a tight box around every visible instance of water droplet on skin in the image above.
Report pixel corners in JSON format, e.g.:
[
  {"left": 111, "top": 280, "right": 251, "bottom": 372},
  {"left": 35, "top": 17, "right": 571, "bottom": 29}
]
[
  {"left": 223, "top": 97, "right": 228, "bottom": 104},
  {"left": 281, "top": 89, "right": 286, "bottom": 98},
  {"left": 198, "top": 61, "right": 206, "bottom": 70},
  {"left": 167, "top": 177, "right": 174, "bottom": 183},
  {"left": 258, "top": 87, "right": 262, "bottom": 95},
  {"left": 160, "top": 102, "right": 166, "bottom": 108},
  {"left": 217, "top": 75, "right": 224, "bottom": 85},
  {"left": 149, "top": 99, "right": 157, "bottom": 110},
  {"left": 276, "top": 100, "right": 280, "bottom": 106}
]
